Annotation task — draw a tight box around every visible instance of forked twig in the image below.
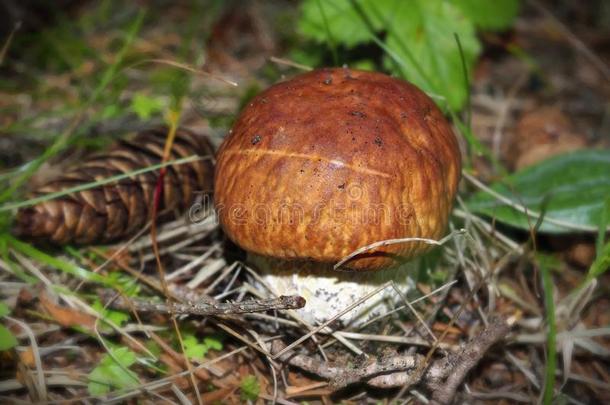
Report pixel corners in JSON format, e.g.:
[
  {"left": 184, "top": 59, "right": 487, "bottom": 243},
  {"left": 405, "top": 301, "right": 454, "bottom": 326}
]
[{"left": 271, "top": 316, "right": 512, "bottom": 404}]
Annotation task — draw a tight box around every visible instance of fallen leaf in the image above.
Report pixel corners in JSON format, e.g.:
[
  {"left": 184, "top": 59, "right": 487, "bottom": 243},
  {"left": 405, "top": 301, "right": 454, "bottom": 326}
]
[
  {"left": 508, "top": 106, "right": 587, "bottom": 170},
  {"left": 39, "top": 290, "right": 96, "bottom": 330}
]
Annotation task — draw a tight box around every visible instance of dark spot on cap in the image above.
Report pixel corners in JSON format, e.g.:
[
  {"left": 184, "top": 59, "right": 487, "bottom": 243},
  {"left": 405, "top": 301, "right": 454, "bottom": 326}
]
[
  {"left": 338, "top": 183, "right": 346, "bottom": 189},
  {"left": 374, "top": 136, "right": 383, "bottom": 147},
  {"left": 350, "top": 111, "right": 366, "bottom": 118},
  {"left": 251, "top": 134, "right": 262, "bottom": 145}
]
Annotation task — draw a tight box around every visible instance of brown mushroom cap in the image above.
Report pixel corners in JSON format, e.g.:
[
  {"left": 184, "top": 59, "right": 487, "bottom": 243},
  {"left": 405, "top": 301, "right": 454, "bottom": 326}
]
[{"left": 214, "top": 68, "right": 461, "bottom": 270}]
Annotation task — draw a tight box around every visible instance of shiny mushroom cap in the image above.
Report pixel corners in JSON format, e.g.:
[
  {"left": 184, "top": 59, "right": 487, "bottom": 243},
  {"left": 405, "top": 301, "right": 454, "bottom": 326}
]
[{"left": 214, "top": 67, "right": 461, "bottom": 271}]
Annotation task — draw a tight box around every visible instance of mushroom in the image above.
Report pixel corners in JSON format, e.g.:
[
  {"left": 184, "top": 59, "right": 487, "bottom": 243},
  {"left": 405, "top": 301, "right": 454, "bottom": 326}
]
[{"left": 214, "top": 67, "right": 461, "bottom": 326}]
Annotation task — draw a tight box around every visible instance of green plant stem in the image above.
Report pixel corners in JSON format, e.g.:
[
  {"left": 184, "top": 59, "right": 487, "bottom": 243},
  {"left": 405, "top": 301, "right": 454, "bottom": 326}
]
[{"left": 540, "top": 261, "right": 557, "bottom": 404}]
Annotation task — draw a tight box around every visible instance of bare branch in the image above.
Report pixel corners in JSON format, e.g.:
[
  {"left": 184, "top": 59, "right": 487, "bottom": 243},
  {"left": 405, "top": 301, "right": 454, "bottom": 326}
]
[
  {"left": 270, "top": 316, "right": 511, "bottom": 404},
  {"left": 103, "top": 292, "right": 306, "bottom": 316}
]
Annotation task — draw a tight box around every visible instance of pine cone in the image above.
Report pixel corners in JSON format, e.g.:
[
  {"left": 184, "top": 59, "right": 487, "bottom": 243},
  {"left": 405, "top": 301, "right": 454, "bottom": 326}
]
[{"left": 14, "top": 127, "right": 215, "bottom": 245}]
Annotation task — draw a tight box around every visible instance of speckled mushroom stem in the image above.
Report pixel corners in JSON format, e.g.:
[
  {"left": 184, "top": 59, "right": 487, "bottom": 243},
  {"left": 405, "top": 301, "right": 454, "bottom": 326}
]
[{"left": 247, "top": 253, "right": 417, "bottom": 327}]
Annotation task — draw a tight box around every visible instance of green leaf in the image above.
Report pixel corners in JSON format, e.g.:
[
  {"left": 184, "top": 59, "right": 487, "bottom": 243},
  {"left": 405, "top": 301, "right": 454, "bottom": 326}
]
[
  {"left": 466, "top": 150, "right": 610, "bottom": 233},
  {"left": 539, "top": 256, "right": 557, "bottom": 405},
  {"left": 101, "top": 104, "right": 121, "bottom": 120},
  {"left": 182, "top": 334, "right": 223, "bottom": 359},
  {"left": 0, "top": 324, "right": 18, "bottom": 351},
  {"left": 88, "top": 347, "right": 139, "bottom": 396},
  {"left": 0, "top": 302, "right": 10, "bottom": 317},
  {"left": 298, "top": 0, "right": 394, "bottom": 48},
  {"left": 7, "top": 237, "right": 111, "bottom": 285},
  {"left": 130, "top": 93, "right": 164, "bottom": 120},
  {"left": 298, "top": 0, "right": 481, "bottom": 111},
  {"left": 92, "top": 299, "right": 129, "bottom": 328},
  {"left": 183, "top": 334, "right": 209, "bottom": 359},
  {"left": 203, "top": 336, "right": 223, "bottom": 351},
  {"left": 454, "top": 0, "right": 520, "bottom": 31},
  {"left": 383, "top": 0, "right": 481, "bottom": 110},
  {"left": 240, "top": 374, "right": 260, "bottom": 402}
]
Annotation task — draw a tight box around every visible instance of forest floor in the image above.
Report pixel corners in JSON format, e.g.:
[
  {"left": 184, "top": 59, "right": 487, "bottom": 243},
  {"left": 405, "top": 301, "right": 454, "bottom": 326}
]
[{"left": 0, "top": 1, "right": 609, "bottom": 404}]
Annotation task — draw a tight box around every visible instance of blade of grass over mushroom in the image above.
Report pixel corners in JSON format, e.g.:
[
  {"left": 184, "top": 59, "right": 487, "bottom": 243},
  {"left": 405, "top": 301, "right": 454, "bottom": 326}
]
[
  {"left": 454, "top": 33, "right": 472, "bottom": 130},
  {"left": 465, "top": 150, "right": 610, "bottom": 233},
  {"left": 334, "top": 229, "right": 467, "bottom": 270},
  {"left": 0, "top": 10, "right": 145, "bottom": 204},
  {"left": 0, "top": 155, "right": 204, "bottom": 212}
]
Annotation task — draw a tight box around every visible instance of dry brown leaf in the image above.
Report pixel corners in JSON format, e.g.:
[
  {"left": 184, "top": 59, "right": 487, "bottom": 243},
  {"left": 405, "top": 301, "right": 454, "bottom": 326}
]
[
  {"left": 508, "top": 106, "right": 587, "bottom": 170},
  {"left": 18, "top": 347, "right": 35, "bottom": 368},
  {"left": 39, "top": 290, "right": 96, "bottom": 330},
  {"left": 201, "top": 386, "right": 235, "bottom": 403}
]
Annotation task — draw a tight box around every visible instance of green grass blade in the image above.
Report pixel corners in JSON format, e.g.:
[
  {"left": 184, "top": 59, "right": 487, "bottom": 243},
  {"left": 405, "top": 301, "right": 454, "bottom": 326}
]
[
  {"left": 454, "top": 33, "right": 472, "bottom": 130},
  {"left": 596, "top": 197, "right": 610, "bottom": 257},
  {"left": 540, "top": 258, "right": 557, "bottom": 404},
  {"left": 8, "top": 236, "right": 111, "bottom": 285},
  {"left": 0, "top": 155, "right": 202, "bottom": 213}
]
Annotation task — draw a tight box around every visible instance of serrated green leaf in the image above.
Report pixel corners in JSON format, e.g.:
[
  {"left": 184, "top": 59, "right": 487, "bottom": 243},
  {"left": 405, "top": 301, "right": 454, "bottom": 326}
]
[
  {"left": 466, "top": 150, "right": 610, "bottom": 233},
  {"left": 0, "top": 324, "right": 18, "bottom": 351},
  {"left": 130, "top": 93, "right": 164, "bottom": 120},
  {"left": 88, "top": 347, "right": 139, "bottom": 396},
  {"left": 182, "top": 334, "right": 223, "bottom": 359},
  {"left": 383, "top": 0, "right": 481, "bottom": 110},
  {"left": 240, "top": 374, "right": 260, "bottom": 402},
  {"left": 183, "top": 334, "right": 209, "bottom": 359},
  {"left": 454, "top": 0, "right": 520, "bottom": 30}
]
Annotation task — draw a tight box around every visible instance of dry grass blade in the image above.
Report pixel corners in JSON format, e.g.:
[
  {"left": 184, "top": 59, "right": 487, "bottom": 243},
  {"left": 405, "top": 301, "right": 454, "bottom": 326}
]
[{"left": 334, "top": 229, "right": 467, "bottom": 270}]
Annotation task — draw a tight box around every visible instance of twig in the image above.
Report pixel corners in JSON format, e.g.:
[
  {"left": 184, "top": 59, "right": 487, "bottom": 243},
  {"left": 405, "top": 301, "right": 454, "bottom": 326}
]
[
  {"left": 271, "top": 316, "right": 512, "bottom": 403},
  {"left": 429, "top": 316, "right": 512, "bottom": 404},
  {"left": 271, "top": 340, "right": 424, "bottom": 389},
  {"left": 103, "top": 293, "right": 306, "bottom": 316}
]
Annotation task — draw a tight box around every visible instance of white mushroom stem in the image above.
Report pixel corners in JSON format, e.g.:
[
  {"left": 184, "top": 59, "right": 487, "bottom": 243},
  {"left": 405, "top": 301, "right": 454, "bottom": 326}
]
[{"left": 248, "top": 253, "right": 417, "bottom": 327}]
